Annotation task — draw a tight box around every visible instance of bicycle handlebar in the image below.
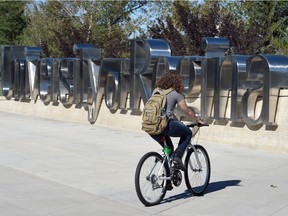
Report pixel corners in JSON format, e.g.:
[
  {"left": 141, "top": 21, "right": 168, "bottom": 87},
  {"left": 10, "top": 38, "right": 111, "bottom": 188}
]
[{"left": 186, "top": 123, "right": 209, "bottom": 128}]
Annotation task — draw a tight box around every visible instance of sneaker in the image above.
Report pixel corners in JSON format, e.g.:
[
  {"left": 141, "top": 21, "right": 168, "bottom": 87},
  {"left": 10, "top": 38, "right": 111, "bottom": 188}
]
[
  {"left": 172, "top": 156, "right": 186, "bottom": 171},
  {"left": 166, "top": 184, "right": 173, "bottom": 191}
]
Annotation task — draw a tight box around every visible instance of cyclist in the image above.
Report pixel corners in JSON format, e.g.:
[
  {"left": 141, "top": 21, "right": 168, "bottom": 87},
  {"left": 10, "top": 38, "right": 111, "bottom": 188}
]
[{"left": 150, "top": 71, "right": 205, "bottom": 174}]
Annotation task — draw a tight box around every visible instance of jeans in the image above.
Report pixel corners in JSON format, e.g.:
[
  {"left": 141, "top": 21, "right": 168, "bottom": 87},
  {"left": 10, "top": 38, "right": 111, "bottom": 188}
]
[{"left": 150, "top": 119, "right": 192, "bottom": 157}]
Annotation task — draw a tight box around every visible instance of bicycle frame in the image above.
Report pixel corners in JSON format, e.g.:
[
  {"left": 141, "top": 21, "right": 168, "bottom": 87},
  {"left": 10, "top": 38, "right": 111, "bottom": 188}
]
[
  {"left": 135, "top": 123, "right": 210, "bottom": 206},
  {"left": 144, "top": 151, "right": 171, "bottom": 184},
  {"left": 187, "top": 143, "right": 203, "bottom": 171},
  {"left": 147, "top": 123, "right": 207, "bottom": 188},
  {"left": 162, "top": 137, "right": 203, "bottom": 173},
  {"left": 152, "top": 147, "right": 200, "bottom": 183},
  {"left": 158, "top": 153, "right": 171, "bottom": 181}
]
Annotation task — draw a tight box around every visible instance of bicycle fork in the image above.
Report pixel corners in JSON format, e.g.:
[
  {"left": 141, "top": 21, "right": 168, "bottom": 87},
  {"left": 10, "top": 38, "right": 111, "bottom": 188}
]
[{"left": 188, "top": 144, "right": 203, "bottom": 171}]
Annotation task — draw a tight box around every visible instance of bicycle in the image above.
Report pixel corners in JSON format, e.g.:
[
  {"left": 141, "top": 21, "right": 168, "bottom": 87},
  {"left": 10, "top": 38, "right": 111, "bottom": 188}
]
[{"left": 135, "top": 123, "right": 210, "bottom": 206}]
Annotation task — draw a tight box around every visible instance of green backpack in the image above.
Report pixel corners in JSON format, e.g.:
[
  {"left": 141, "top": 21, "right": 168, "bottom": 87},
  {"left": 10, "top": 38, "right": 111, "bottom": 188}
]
[{"left": 141, "top": 88, "right": 173, "bottom": 135}]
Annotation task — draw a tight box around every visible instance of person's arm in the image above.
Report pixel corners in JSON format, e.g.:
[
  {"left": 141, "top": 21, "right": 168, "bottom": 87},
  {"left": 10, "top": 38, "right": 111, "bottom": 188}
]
[{"left": 178, "top": 99, "right": 204, "bottom": 124}]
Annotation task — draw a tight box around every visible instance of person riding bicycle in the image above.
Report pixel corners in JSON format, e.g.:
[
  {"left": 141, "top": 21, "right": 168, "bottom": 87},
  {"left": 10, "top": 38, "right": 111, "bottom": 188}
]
[{"left": 150, "top": 71, "right": 205, "bottom": 172}]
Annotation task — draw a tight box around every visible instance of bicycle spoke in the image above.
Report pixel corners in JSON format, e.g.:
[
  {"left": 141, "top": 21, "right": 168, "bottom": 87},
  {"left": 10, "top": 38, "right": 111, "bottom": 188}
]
[
  {"left": 135, "top": 152, "right": 167, "bottom": 206},
  {"left": 185, "top": 145, "right": 211, "bottom": 196}
]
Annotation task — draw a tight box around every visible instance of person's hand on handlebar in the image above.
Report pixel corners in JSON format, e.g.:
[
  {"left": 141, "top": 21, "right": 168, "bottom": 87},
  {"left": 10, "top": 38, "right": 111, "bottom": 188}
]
[
  {"left": 194, "top": 116, "right": 209, "bottom": 126},
  {"left": 178, "top": 100, "right": 208, "bottom": 126},
  {"left": 196, "top": 118, "right": 207, "bottom": 127}
]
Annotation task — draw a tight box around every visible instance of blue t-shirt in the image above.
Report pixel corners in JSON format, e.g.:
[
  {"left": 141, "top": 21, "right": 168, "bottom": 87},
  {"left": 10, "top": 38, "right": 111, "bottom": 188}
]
[{"left": 166, "top": 90, "right": 184, "bottom": 119}]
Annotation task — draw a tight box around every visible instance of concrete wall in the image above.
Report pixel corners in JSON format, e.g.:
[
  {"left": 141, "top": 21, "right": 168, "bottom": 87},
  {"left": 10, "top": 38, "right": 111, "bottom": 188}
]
[{"left": 1, "top": 91, "right": 288, "bottom": 153}]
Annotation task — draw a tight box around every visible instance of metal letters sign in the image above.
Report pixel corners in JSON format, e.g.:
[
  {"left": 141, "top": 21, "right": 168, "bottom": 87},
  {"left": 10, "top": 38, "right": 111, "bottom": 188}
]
[{"left": 1, "top": 38, "right": 288, "bottom": 129}]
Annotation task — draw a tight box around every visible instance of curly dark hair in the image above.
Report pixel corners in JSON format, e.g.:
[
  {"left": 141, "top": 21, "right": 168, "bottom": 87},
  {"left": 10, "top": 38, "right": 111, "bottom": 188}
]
[{"left": 155, "top": 71, "right": 184, "bottom": 93}]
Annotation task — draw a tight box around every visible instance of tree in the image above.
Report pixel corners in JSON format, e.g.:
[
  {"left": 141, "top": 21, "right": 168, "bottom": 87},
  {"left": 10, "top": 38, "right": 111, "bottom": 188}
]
[
  {"left": 148, "top": 0, "right": 288, "bottom": 56},
  {"left": 149, "top": 1, "right": 222, "bottom": 56},
  {"left": 220, "top": 0, "right": 288, "bottom": 55},
  {"left": 0, "top": 1, "right": 27, "bottom": 45},
  {"left": 240, "top": 0, "right": 288, "bottom": 54},
  {"left": 20, "top": 0, "right": 149, "bottom": 58}
]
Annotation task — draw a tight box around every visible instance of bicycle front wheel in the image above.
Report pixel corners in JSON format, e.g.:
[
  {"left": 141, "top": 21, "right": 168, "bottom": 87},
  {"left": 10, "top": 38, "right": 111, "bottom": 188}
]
[
  {"left": 184, "top": 145, "right": 211, "bottom": 196},
  {"left": 135, "top": 152, "right": 167, "bottom": 206}
]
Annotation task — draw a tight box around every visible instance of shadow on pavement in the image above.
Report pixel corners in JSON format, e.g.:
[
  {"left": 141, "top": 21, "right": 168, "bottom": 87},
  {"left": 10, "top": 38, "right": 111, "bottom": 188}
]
[
  {"left": 162, "top": 180, "right": 241, "bottom": 204},
  {"left": 162, "top": 190, "right": 192, "bottom": 204},
  {"left": 205, "top": 180, "right": 241, "bottom": 194}
]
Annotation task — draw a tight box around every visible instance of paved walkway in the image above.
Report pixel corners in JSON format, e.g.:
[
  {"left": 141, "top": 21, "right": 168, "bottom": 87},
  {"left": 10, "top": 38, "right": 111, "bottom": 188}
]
[{"left": 0, "top": 111, "right": 288, "bottom": 216}]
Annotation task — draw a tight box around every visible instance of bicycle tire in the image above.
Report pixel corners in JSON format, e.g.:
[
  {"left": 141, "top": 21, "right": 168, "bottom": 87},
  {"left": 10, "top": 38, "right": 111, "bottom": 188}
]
[
  {"left": 135, "top": 152, "right": 167, "bottom": 206},
  {"left": 184, "top": 145, "right": 211, "bottom": 196}
]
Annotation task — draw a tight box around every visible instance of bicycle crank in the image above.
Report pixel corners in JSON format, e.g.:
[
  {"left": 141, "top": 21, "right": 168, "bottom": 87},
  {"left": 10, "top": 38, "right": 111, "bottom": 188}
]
[{"left": 171, "top": 170, "right": 182, "bottom": 187}]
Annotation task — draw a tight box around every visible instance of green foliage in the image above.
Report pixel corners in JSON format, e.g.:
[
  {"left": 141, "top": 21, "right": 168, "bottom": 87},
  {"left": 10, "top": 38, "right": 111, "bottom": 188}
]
[
  {"left": 19, "top": 0, "right": 148, "bottom": 58},
  {"left": 270, "top": 29, "right": 288, "bottom": 55},
  {"left": 236, "top": 0, "right": 288, "bottom": 54},
  {"left": 1, "top": 0, "right": 287, "bottom": 58},
  {"left": 148, "top": 0, "right": 288, "bottom": 56},
  {"left": 149, "top": 1, "right": 221, "bottom": 56},
  {"left": 0, "top": 1, "right": 27, "bottom": 45}
]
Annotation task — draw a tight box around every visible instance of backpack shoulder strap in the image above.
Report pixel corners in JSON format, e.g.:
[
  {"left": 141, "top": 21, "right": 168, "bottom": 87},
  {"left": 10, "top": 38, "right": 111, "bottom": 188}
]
[
  {"left": 162, "top": 88, "right": 173, "bottom": 95},
  {"left": 153, "top": 87, "right": 173, "bottom": 95}
]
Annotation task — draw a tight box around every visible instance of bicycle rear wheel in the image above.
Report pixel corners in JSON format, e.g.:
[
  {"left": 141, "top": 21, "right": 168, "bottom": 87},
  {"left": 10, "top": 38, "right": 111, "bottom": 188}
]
[
  {"left": 184, "top": 145, "right": 210, "bottom": 196},
  {"left": 135, "top": 152, "right": 167, "bottom": 206}
]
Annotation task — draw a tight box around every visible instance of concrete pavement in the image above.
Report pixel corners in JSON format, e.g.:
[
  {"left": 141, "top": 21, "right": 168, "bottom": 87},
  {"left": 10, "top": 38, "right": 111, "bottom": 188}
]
[{"left": 0, "top": 111, "right": 288, "bottom": 216}]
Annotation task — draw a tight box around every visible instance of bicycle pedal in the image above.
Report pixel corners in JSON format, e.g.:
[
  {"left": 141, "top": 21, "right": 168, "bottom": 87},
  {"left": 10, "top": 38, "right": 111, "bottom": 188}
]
[{"left": 173, "top": 163, "right": 186, "bottom": 171}]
